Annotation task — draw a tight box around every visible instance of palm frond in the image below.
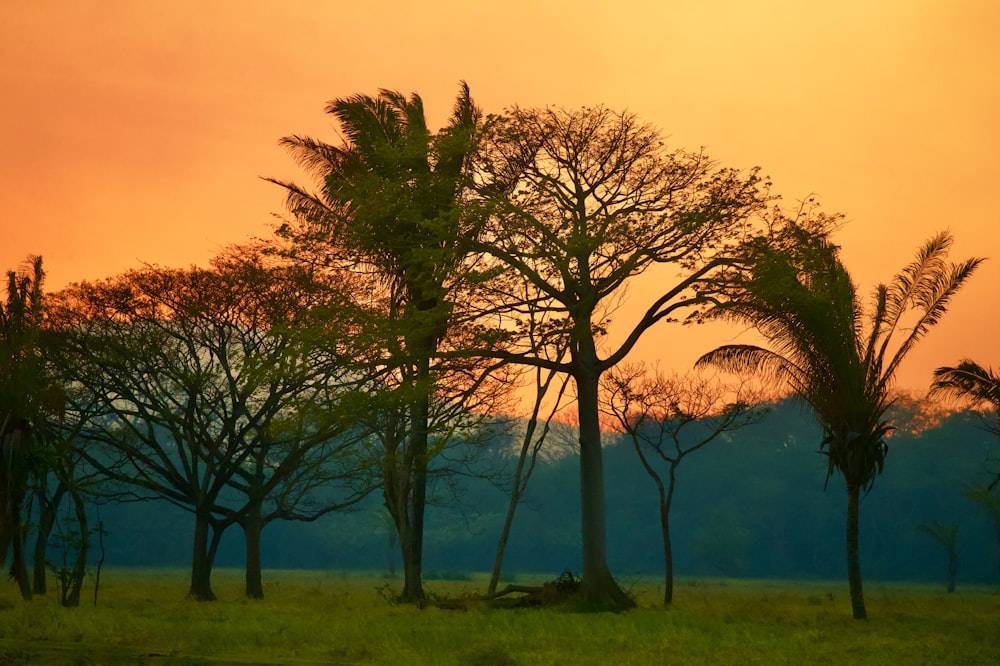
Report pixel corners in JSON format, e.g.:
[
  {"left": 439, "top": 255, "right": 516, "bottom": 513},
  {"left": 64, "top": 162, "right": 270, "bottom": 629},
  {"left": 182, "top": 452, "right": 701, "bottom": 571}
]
[
  {"left": 862, "top": 284, "right": 888, "bottom": 375},
  {"left": 930, "top": 360, "right": 1000, "bottom": 407},
  {"left": 449, "top": 81, "right": 478, "bottom": 130},
  {"left": 327, "top": 94, "right": 399, "bottom": 149},
  {"left": 879, "top": 253, "right": 983, "bottom": 387},
  {"left": 260, "top": 177, "right": 333, "bottom": 220},
  {"left": 276, "top": 135, "right": 352, "bottom": 183},
  {"left": 880, "top": 231, "right": 952, "bottom": 332},
  {"left": 696, "top": 344, "right": 807, "bottom": 390},
  {"left": 397, "top": 90, "right": 428, "bottom": 139}
]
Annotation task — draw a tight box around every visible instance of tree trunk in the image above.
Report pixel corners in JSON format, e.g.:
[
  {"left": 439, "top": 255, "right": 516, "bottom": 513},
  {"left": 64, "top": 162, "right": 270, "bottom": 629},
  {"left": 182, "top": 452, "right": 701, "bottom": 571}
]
[
  {"left": 188, "top": 508, "right": 217, "bottom": 601},
  {"left": 11, "top": 511, "right": 32, "bottom": 601},
  {"left": 1, "top": 428, "right": 31, "bottom": 601},
  {"left": 402, "top": 466, "right": 426, "bottom": 604},
  {"left": 32, "top": 483, "right": 66, "bottom": 595},
  {"left": 660, "top": 464, "right": 679, "bottom": 605},
  {"left": 845, "top": 482, "right": 867, "bottom": 619},
  {"left": 489, "top": 418, "right": 537, "bottom": 595},
  {"left": 382, "top": 466, "right": 411, "bottom": 597},
  {"left": 400, "top": 357, "right": 431, "bottom": 605},
  {"left": 660, "top": 502, "right": 674, "bottom": 605},
  {"left": 489, "top": 368, "right": 560, "bottom": 595},
  {"left": 395, "top": 516, "right": 423, "bottom": 604},
  {"left": 489, "top": 479, "right": 522, "bottom": 595},
  {"left": 946, "top": 548, "right": 958, "bottom": 594},
  {"left": 62, "top": 490, "right": 89, "bottom": 607},
  {"left": 32, "top": 521, "right": 48, "bottom": 596},
  {"left": 386, "top": 523, "right": 397, "bottom": 577},
  {"left": 574, "top": 347, "right": 634, "bottom": 610},
  {"left": 401, "top": 542, "right": 423, "bottom": 603},
  {"left": 384, "top": 473, "right": 419, "bottom": 603},
  {"left": 93, "top": 519, "right": 105, "bottom": 607},
  {"left": 243, "top": 503, "right": 264, "bottom": 599}
]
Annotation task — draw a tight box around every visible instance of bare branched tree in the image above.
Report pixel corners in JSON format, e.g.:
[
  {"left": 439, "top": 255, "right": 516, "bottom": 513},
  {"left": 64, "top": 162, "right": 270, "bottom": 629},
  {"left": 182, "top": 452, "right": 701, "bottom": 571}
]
[{"left": 602, "top": 364, "right": 765, "bottom": 603}]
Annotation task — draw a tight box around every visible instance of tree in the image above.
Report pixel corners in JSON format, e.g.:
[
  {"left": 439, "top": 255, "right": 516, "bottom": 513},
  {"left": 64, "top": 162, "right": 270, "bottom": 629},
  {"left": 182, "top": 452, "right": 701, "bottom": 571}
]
[
  {"left": 963, "top": 485, "right": 1000, "bottom": 583},
  {"left": 930, "top": 362, "right": 1000, "bottom": 489},
  {"left": 224, "top": 408, "right": 373, "bottom": 600},
  {"left": 267, "top": 83, "right": 499, "bottom": 603},
  {"left": 41, "top": 462, "right": 92, "bottom": 607},
  {"left": 50, "top": 250, "right": 367, "bottom": 600},
  {"left": 487, "top": 365, "right": 571, "bottom": 595},
  {"left": 930, "top": 360, "right": 1000, "bottom": 582},
  {"left": 28, "top": 399, "right": 110, "bottom": 605},
  {"left": 467, "top": 106, "right": 771, "bottom": 609},
  {"left": 0, "top": 259, "right": 108, "bottom": 605},
  {"left": 602, "top": 365, "right": 764, "bottom": 604},
  {"left": 0, "top": 255, "right": 46, "bottom": 600},
  {"left": 917, "top": 521, "right": 959, "bottom": 592},
  {"left": 482, "top": 275, "right": 572, "bottom": 595},
  {"left": 698, "top": 229, "right": 982, "bottom": 618}
]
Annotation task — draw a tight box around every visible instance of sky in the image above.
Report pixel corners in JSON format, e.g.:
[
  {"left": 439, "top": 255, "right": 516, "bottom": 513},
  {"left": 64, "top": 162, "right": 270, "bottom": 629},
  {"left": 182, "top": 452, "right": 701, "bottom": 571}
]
[{"left": 2, "top": 0, "right": 998, "bottom": 395}]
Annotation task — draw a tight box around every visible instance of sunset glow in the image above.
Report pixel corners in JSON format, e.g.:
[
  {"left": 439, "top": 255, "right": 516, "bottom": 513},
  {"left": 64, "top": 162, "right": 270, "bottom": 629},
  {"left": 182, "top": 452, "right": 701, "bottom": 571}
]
[{"left": 3, "top": 0, "right": 997, "bottom": 392}]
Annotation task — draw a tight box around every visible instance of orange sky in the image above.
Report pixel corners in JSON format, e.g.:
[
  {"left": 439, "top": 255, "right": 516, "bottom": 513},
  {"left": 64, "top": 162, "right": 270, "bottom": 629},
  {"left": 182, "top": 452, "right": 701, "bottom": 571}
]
[{"left": 2, "top": 0, "right": 998, "bottom": 393}]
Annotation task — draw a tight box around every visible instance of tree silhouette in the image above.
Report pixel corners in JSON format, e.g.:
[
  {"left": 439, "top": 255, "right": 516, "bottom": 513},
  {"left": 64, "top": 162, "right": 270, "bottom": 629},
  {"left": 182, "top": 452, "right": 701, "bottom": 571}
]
[
  {"left": 962, "top": 485, "right": 1000, "bottom": 583},
  {"left": 602, "top": 365, "right": 764, "bottom": 604},
  {"left": 930, "top": 360, "right": 1000, "bottom": 582},
  {"left": 469, "top": 106, "right": 773, "bottom": 609},
  {"left": 917, "top": 521, "right": 959, "bottom": 592},
  {"left": 698, "top": 229, "right": 982, "bottom": 618},
  {"left": 0, "top": 256, "right": 46, "bottom": 600},
  {"left": 931, "top": 360, "right": 1000, "bottom": 488},
  {"left": 50, "top": 251, "right": 367, "bottom": 600},
  {"left": 267, "top": 83, "right": 499, "bottom": 603}
]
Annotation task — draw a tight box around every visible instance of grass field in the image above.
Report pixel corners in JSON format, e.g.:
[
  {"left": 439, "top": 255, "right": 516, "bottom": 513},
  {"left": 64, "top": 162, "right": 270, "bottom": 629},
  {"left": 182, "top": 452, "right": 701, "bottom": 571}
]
[{"left": 0, "top": 569, "right": 997, "bottom": 665}]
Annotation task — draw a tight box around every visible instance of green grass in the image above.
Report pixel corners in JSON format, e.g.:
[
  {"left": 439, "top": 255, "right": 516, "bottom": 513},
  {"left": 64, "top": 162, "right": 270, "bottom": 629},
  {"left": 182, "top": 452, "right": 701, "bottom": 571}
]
[{"left": 1, "top": 570, "right": 997, "bottom": 664}]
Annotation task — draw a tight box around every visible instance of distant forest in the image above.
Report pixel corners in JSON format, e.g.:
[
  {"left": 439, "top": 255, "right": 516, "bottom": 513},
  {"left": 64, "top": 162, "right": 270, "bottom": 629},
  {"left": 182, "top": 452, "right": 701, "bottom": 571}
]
[{"left": 103, "top": 400, "right": 999, "bottom": 587}]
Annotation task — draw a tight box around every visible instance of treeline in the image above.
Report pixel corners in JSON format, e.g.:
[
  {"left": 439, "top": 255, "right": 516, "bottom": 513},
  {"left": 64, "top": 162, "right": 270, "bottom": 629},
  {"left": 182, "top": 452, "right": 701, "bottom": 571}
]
[
  {"left": 98, "top": 402, "right": 999, "bottom": 587},
  {"left": 2, "top": 84, "right": 997, "bottom": 617}
]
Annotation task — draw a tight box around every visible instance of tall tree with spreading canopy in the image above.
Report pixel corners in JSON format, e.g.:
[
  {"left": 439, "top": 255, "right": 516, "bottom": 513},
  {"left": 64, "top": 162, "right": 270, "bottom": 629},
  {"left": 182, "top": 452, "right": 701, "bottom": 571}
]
[
  {"left": 50, "top": 249, "right": 367, "bottom": 600},
  {"left": 468, "top": 106, "right": 773, "bottom": 609},
  {"left": 698, "top": 229, "right": 982, "bottom": 618},
  {"left": 267, "top": 83, "right": 498, "bottom": 603}
]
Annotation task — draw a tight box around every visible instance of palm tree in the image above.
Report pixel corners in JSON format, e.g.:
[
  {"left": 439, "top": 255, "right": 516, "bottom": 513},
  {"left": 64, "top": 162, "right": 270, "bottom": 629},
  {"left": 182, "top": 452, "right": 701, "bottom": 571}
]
[
  {"left": 931, "top": 361, "right": 1000, "bottom": 473},
  {"left": 267, "top": 83, "right": 483, "bottom": 603},
  {"left": 1, "top": 255, "right": 45, "bottom": 600},
  {"left": 698, "top": 229, "right": 981, "bottom": 619},
  {"left": 930, "top": 360, "right": 1000, "bottom": 580}
]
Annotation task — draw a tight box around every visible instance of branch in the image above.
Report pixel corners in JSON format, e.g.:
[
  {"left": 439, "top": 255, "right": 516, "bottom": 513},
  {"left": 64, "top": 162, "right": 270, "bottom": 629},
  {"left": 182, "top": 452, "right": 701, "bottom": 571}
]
[{"left": 603, "top": 256, "right": 742, "bottom": 370}]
